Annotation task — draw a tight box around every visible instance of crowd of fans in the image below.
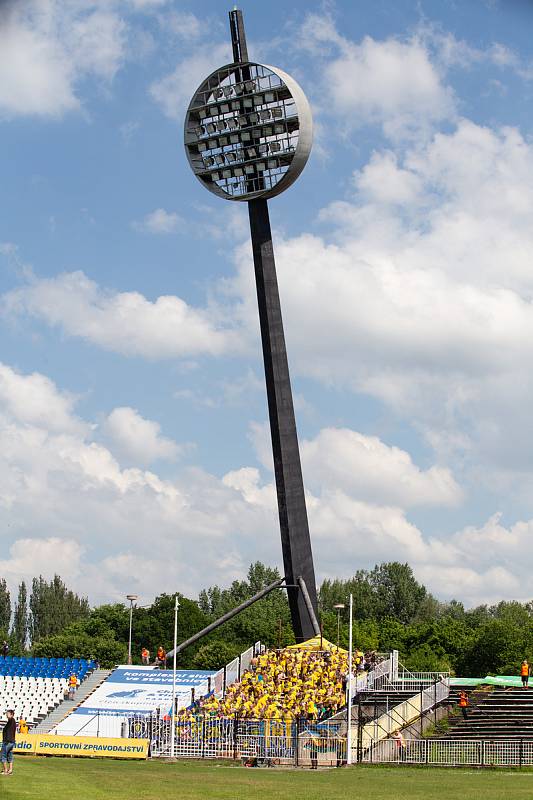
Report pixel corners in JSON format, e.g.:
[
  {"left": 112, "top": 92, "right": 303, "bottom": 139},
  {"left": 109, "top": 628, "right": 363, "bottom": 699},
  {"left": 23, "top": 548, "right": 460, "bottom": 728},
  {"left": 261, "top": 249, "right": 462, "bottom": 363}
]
[{"left": 178, "top": 645, "right": 378, "bottom": 722}]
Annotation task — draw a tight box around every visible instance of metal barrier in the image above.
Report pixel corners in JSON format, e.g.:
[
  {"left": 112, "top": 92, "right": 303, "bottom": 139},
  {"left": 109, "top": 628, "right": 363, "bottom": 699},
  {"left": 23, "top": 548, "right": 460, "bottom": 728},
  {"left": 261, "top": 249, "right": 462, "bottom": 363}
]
[
  {"left": 131, "top": 712, "right": 533, "bottom": 769},
  {"left": 147, "top": 714, "right": 346, "bottom": 765},
  {"left": 225, "top": 657, "right": 240, "bottom": 690},
  {"left": 210, "top": 640, "right": 262, "bottom": 698},
  {"left": 365, "top": 738, "right": 533, "bottom": 767},
  {"left": 56, "top": 710, "right": 153, "bottom": 739}
]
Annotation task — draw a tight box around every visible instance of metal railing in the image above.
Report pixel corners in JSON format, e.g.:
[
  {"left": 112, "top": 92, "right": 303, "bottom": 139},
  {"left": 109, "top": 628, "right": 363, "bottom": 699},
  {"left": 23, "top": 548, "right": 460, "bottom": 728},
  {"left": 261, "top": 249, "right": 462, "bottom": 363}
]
[
  {"left": 55, "top": 710, "right": 152, "bottom": 739},
  {"left": 369, "top": 665, "right": 450, "bottom": 693},
  {"left": 365, "top": 737, "right": 533, "bottom": 767},
  {"left": 366, "top": 657, "right": 392, "bottom": 691},
  {"left": 359, "top": 678, "right": 450, "bottom": 749},
  {"left": 148, "top": 714, "right": 346, "bottom": 765},
  {"left": 209, "top": 641, "right": 262, "bottom": 699}
]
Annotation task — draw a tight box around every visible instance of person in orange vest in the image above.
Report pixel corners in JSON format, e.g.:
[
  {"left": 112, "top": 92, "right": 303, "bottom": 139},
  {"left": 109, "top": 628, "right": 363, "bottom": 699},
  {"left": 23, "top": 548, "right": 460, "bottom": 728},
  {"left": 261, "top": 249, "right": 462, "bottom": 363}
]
[
  {"left": 156, "top": 646, "right": 166, "bottom": 669},
  {"left": 141, "top": 647, "right": 150, "bottom": 666},
  {"left": 18, "top": 718, "right": 28, "bottom": 735},
  {"left": 458, "top": 691, "right": 469, "bottom": 720},
  {"left": 521, "top": 660, "right": 530, "bottom": 688},
  {"left": 68, "top": 672, "right": 78, "bottom": 700}
]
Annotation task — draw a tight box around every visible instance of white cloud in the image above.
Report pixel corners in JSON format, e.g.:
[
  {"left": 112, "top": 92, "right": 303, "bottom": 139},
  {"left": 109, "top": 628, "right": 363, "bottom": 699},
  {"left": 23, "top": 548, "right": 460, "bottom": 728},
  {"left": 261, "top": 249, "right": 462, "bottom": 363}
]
[
  {"left": 297, "top": 15, "right": 455, "bottom": 140},
  {"left": 326, "top": 35, "right": 455, "bottom": 139},
  {"left": 301, "top": 428, "right": 462, "bottom": 508},
  {"left": 249, "top": 421, "right": 461, "bottom": 508},
  {"left": 4, "top": 270, "right": 244, "bottom": 360},
  {"left": 0, "top": 360, "right": 531, "bottom": 607},
  {"left": 0, "top": 363, "right": 271, "bottom": 602},
  {"left": 226, "top": 118, "right": 533, "bottom": 484},
  {"left": 103, "top": 406, "right": 180, "bottom": 465},
  {"left": 129, "top": 0, "right": 167, "bottom": 9},
  {"left": 354, "top": 151, "right": 424, "bottom": 206},
  {"left": 0, "top": 363, "right": 85, "bottom": 435},
  {"left": 0, "top": 1, "right": 126, "bottom": 118},
  {"left": 0, "top": 538, "right": 85, "bottom": 588},
  {"left": 161, "top": 11, "right": 203, "bottom": 40},
  {"left": 7, "top": 116, "right": 533, "bottom": 491},
  {"left": 150, "top": 43, "right": 231, "bottom": 120},
  {"left": 132, "top": 208, "right": 185, "bottom": 234}
]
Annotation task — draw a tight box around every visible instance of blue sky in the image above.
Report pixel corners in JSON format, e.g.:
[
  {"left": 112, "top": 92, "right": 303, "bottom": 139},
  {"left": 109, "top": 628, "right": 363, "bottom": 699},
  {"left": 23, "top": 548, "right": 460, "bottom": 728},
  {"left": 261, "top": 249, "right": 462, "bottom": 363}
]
[{"left": 1, "top": 0, "right": 533, "bottom": 607}]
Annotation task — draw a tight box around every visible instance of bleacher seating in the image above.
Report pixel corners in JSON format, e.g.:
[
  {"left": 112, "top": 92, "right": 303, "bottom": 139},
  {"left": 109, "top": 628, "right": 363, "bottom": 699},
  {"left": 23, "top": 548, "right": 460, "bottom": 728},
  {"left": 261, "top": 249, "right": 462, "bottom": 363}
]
[
  {"left": 0, "top": 656, "right": 96, "bottom": 728},
  {"left": 180, "top": 646, "right": 350, "bottom": 721},
  {"left": 441, "top": 686, "right": 533, "bottom": 740}
]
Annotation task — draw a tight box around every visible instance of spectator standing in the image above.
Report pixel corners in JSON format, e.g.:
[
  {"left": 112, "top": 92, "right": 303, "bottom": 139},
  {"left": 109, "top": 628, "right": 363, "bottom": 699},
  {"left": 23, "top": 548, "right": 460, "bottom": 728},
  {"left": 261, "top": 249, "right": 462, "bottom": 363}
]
[
  {"left": 68, "top": 673, "right": 78, "bottom": 700},
  {"left": 391, "top": 729, "right": 406, "bottom": 761},
  {"left": 309, "top": 734, "right": 319, "bottom": 770},
  {"left": 1, "top": 710, "right": 16, "bottom": 775},
  {"left": 1, "top": 642, "right": 8, "bottom": 658},
  {"left": 156, "top": 646, "right": 166, "bottom": 669},
  {"left": 521, "top": 660, "right": 530, "bottom": 688},
  {"left": 458, "top": 691, "right": 469, "bottom": 720},
  {"left": 141, "top": 647, "right": 150, "bottom": 666}
]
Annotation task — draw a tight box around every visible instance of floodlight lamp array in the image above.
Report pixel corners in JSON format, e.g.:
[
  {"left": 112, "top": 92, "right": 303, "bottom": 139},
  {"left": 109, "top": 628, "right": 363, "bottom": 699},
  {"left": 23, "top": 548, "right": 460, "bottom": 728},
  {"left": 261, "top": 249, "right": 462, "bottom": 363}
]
[{"left": 184, "top": 62, "right": 313, "bottom": 201}]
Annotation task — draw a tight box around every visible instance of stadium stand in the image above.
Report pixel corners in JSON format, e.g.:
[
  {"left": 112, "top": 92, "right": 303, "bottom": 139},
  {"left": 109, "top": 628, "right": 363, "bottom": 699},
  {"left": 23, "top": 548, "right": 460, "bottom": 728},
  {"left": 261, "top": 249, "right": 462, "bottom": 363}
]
[
  {"left": 0, "top": 656, "right": 97, "bottom": 729},
  {"left": 180, "top": 644, "right": 350, "bottom": 720},
  {"left": 442, "top": 686, "right": 533, "bottom": 740}
]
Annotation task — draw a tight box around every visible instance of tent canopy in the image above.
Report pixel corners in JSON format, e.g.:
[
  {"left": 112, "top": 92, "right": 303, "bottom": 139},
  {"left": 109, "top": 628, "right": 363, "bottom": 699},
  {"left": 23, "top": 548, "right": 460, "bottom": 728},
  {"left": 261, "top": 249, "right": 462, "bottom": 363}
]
[{"left": 286, "top": 636, "right": 347, "bottom": 653}]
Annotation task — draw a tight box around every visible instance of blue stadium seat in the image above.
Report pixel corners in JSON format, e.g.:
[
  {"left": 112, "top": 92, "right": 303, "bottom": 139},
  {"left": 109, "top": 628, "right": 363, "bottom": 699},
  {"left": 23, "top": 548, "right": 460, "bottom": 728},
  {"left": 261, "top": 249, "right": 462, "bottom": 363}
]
[{"left": 0, "top": 655, "right": 93, "bottom": 680}]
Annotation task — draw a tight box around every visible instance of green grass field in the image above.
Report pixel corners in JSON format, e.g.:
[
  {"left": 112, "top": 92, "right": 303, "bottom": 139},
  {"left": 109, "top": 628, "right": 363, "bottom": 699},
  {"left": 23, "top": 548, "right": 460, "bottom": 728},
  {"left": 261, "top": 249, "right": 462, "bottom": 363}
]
[{"left": 0, "top": 758, "right": 532, "bottom": 800}]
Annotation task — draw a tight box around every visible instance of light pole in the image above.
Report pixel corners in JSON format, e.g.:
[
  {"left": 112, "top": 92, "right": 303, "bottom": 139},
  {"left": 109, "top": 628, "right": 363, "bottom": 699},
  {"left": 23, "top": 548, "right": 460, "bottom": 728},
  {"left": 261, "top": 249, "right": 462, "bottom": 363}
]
[
  {"left": 170, "top": 595, "right": 179, "bottom": 758},
  {"left": 126, "top": 594, "right": 138, "bottom": 665},
  {"left": 334, "top": 603, "right": 345, "bottom": 649},
  {"left": 184, "top": 9, "right": 317, "bottom": 642},
  {"left": 346, "top": 594, "right": 353, "bottom": 765}
]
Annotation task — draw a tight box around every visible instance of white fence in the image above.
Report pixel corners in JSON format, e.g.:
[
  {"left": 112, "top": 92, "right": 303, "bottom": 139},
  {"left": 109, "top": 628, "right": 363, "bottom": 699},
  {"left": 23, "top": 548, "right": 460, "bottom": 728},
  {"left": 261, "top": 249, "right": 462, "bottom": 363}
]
[
  {"left": 141, "top": 714, "right": 533, "bottom": 768},
  {"left": 365, "top": 738, "right": 533, "bottom": 767},
  {"left": 149, "top": 715, "right": 346, "bottom": 765}
]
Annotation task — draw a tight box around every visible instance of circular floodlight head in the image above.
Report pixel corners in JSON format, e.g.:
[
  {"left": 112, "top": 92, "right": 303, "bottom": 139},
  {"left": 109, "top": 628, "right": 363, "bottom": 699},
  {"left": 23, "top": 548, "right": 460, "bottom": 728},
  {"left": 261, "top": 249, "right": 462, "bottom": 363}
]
[{"left": 184, "top": 61, "right": 312, "bottom": 201}]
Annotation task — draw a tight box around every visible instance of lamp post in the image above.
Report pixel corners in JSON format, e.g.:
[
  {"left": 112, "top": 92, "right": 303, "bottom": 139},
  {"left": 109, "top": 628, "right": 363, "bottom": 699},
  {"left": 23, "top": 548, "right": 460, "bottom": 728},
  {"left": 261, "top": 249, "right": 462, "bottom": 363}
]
[
  {"left": 126, "top": 594, "right": 138, "bottom": 665},
  {"left": 184, "top": 8, "right": 317, "bottom": 641},
  {"left": 346, "top": 594, "right": 353, "bottom": 765},
  {"left": 333, "top": 603, "right": 345, "bottom": 649},
  {"left": 170, "top": 595, "right": 179, "bottom": 757}
]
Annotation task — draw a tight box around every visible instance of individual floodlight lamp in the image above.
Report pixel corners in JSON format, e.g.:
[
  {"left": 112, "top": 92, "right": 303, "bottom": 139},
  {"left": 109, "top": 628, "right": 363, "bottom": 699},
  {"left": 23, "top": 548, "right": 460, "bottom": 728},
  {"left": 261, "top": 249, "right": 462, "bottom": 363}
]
[{"left": 183, "top": 9, "right": 318, "bottom": 642}]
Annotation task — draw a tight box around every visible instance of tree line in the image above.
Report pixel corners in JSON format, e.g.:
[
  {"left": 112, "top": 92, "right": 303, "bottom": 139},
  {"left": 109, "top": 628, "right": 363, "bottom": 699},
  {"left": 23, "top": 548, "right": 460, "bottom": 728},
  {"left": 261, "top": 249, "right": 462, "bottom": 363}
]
[{"left": 1, "top": 562, "right": 532, "bottom": 676}]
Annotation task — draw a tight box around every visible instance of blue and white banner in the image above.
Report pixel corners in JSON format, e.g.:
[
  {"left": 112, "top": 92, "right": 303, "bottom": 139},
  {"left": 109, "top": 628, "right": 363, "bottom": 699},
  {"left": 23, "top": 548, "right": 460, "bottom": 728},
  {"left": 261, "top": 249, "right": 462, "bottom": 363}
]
[{"left": 53, "top": 665, "right": 216, "bottom": 736}]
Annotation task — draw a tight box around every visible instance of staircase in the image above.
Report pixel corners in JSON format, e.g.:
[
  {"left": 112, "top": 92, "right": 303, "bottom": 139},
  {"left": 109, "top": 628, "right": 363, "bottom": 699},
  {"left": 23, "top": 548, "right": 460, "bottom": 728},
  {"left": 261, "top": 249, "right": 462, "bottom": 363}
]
[
  {"left": 442, "top": 687, "right": 533, "bottom": 740},
  {"left": 360, "top": 688, "right": 428, "bottom": 716},
  {"left": 32, "top": 669, "right": 112, "bottom": 734}
]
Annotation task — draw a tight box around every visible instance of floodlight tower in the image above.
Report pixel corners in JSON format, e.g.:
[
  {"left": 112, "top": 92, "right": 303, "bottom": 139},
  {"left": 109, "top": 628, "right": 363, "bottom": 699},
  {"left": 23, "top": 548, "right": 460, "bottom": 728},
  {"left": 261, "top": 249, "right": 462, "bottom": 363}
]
[{"left": 184, "top": 9, "right": 318, "bottom": 641}]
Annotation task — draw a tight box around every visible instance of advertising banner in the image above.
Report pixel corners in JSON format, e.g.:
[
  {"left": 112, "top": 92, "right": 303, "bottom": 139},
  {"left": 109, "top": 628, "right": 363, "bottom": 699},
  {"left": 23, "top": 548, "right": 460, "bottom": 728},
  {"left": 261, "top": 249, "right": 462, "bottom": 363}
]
[
  {"left": 73, "top": 666, "right": 216, "bottom": 715},
  {"left": 53, "top": 665, "right": 216, "bottom": 737},
  {"left": 15, "top": 734, "right": 149, "bottom": 759}
]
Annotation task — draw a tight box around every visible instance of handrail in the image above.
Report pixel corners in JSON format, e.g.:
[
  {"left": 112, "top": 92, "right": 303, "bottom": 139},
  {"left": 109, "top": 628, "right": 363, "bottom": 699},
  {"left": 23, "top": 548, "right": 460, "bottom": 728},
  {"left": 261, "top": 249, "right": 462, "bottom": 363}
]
[
  {"left": 70, "top": 711, "right": 100, "bottom": 737},
  {"left": 361, "top": 678, "right": 450, "bottom": 750}
]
